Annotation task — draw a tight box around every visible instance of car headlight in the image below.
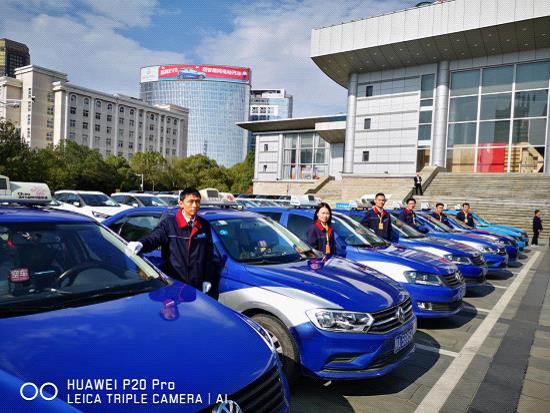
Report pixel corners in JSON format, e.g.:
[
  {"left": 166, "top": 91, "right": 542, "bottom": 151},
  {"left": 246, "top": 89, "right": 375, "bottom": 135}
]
[
  {"left": 92, "top": 211, "right": 110, "bottom": 219},
  {"left": 480, "top": 246, "right": 498, "bottom": 254},
  {"left": 403, "top": 271, "right": 443, "bottom": 286},
  {"left": 444, "top": 254, "right": 472, "bottom": 265},
  {"left": 306, "top": 309, "right": 374, "bottom": 333}
]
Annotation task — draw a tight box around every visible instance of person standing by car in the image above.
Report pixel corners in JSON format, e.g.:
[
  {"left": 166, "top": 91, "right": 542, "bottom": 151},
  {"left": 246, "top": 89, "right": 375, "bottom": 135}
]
[
  {"left": 532, "top": 209, "right": 543, "bottom": 246},
  {"left": 306, "top": 202, "right": 336, "bottom": 256},
  {"left": 432, "top": 203, "right": 451, "bottom": 226},
  {"left": 361, "top": 193, "right": 393, "bottom": 241},
  {"left": 398, "top": 198, "right": 419, "bottom": 229},
  {"left": 413, "top": 173, "right": 423, "bottom": 195},
  {"left": 126, "top": 188, "right": 217, "bottom": 297},
  {"left": 456, "top": 202, "right": 475, "bottom": 228}
]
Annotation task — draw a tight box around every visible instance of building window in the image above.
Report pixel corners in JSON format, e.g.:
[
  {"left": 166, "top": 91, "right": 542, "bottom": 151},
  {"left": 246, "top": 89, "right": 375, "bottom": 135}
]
[
  {"left": 106, "top": 138, "right": 112, "bottom": 146},
  {"left": 70, "top": 106, "right": 76, "bottom": 114},
  {"left": 69, "top": 132, "right": 75, "bottom": 139},
  {"left": 107, "top": 126, "right": 112, "bottom": 134},
  {"left": 364, "top": 118, "right": 371, "bottom": 129},
  {"left": 106, "top": 150, "right": 111, "bottom": 156},
  {"left": 130, "top": 119, "right": 134, "bottom": 126},
  {"left": 129, "top": 131, "right": 134, "bottom": 138},
  {"left": 139, "top": 121, "right": 143, "bottom": 128},
  {"left": 282, "top": 132, "right": 328, "bottom": 180},
  {"left": 119, "top": 106, "right": 124, "bottom": 114},
  {"left": 70, "top": 94, "right": 76, "bottom": 103},
  {"left": 107, "top": 114, "right": 112, "bottom": 122},
  {"left": 366, "top": 85, "right": 373, "bottom": 97},
  {"left": 119, "top": 118, "right": 124, "bottom": 125},
  {"left": 173, "top": 119, "right": 177, "bottom": 125},
  {"left": 107, "top": 103, "right": 113, "bottom": 111},
  {"left": 263, "top": 165, "right": 268, "bottom": 172},
  {"left": 47, "top": 106, "right": 54, "bottom": 115},
  {"left": 94, "top": 112, "right": 100, "bottom": 120},
  {"left": 47, "top": 92, "right": 54, "bottom": 102},
  {"left": 46, "top": 119, "right": 53, "bottom": 128},
  {"left": 70, "top": 119, "right": 76, "bottom": 128},
  {"left": 119, "top": 129, "right": 124, "bottom": 137},
  {"left": 172, "top": 139, "right": 176, "bottom": 145},
  {"left": 94, "top": 124, "right": 100, "bottom": 132},
  {"left": 173, "top": 129, "right": 177, "bottom": 135},
  {"left": 172, "top": 149, "right": 176, "bottom": 155},
  {"left": 118, "top": 141, "right": 124, "bottom": 148},
  {"left": 149, "top": 124, "right": 154, "bottom": 131},
  {"left": 83, "top": 98, "right": 89, "bottom": 105},
  {"left": 362, "top": 151, "right": 370, "bottom": 162},
  {"left": 263, "top": 144, "right": 268, "bottom": 151},
  {"left": 83, "top": 109, "right": 89, "bottom": 117},
  {"left": 130, "top": 109, "right": 134, "bottom": 116},
  {"left": 129, "top": 142, "right": 134, "bottom": 149},
  {"left": 46, "top": 132, "right": 53, "bottom": 141},
  {"left": 150, "top": 113, "right": 155, "bottom": 120},
  {"left": 96, "top": 100, "right": 102, "bottom": 108},
  {"left": 83, "top": 122, "right": 88, "bottom": 130}
]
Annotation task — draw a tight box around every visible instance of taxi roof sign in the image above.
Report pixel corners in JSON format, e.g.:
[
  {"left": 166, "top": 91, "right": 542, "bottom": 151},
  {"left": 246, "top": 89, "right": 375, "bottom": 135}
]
[{"left": 0, "top": 176, "right": 52, "bottom": 205}]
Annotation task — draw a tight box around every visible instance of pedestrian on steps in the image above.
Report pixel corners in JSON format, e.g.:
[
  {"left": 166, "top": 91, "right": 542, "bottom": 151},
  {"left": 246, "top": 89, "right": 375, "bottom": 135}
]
[
  {"left": 532, "top": 210, "right": 543, "bottom": 246},
  {"left": 413, "top": 173, "right": 423, "bottom": 195}
]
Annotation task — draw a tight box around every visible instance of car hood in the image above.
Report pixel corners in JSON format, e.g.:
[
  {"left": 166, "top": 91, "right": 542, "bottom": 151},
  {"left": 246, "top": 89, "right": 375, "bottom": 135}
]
[
  {"left": 350, "top": 244, "right": 456, "bottom": 275},
  {"left": 243, "top": 257, "right": 407, "bottom": 313},
  {"left": 0, "top": 282, "right": 275, "bottom": 410},
  {"left": 402, "top": 237, "right": 481, "bottom": 256},
  {"left": 430, "top": 232, "right": 497, "bottom": 247}
]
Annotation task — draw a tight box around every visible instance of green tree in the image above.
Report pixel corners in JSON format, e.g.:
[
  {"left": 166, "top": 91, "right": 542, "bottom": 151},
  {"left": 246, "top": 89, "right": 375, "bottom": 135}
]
[
  {"left": 104, "top": 155, "right": 139, "bottom": 191},
  {"left": 228, "top": 152, "right": 255, "bottom": 194},
  {"left": 129, "top": 151, "right": 168, "bottom": 191},
  {"left": 0, "top": 120, "right": 32, "bottom": 180}
]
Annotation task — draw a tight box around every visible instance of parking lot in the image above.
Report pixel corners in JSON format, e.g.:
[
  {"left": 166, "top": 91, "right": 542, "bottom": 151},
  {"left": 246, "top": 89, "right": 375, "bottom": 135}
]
[{"left": 291, "top": 248, "right": 550, "bottom": 413}]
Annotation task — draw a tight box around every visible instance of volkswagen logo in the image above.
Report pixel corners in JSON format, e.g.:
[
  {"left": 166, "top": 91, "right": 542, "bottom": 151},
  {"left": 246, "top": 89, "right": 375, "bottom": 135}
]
[
  {"left": 213, "top": 400, "right": 242, "bottom": 413},
  {"left": 396, "top": 306, "right": 405, "bottom": 324}
]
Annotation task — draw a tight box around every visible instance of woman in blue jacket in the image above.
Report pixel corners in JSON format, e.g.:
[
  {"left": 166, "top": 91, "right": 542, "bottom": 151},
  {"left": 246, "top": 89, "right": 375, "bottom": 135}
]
[{"left": 306, "top": 202, "right": 336, "bottom": 256}]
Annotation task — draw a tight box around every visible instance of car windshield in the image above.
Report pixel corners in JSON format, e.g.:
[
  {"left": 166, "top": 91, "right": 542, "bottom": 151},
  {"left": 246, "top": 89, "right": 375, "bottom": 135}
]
[
  {"left": 0, "top": 221, "right": 167, "bottom": 317},
  {"left": 390, "top": 215, "right": 425, "bottom": 238},
  {"left": 158, "top": 196, "right": 179, "bottom": 206},
  {"left": 419, "top": 214, "right": 453, "bottom": 232},
  {"left": 472, "top": 213, "right": 489, "bottom": 226},
  {"left": 136, "top": 196, "right": 168, "bottom": 207},
  {"left": 211, "top": 216, "right": 319, "bottom": 264},
  {"left": 447, "top": 215, "right": 472, "bottom": 230},
  {"left": 332, "top": 213, "right": 388, "bottom": 247},
  {"left": 80, "top": 193, "right": 120, "bottom": 207}
]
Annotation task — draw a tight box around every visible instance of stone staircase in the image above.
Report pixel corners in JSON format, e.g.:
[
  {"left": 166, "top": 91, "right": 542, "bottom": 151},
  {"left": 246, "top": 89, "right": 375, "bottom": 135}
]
[{"left": 416, "top": 173, "right": 550, "bottom": 239}]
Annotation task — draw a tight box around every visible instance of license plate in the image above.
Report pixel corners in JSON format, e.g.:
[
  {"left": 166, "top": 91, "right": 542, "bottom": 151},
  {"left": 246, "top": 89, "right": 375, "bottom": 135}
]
[{"left": 394, "top": 327, "right": 414, "bottom": 354}]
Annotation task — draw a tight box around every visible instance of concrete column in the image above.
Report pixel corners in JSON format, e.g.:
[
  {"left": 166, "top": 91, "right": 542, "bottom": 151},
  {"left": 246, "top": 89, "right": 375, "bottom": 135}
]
[
  {"left": 432, "top": 60, "right": 450, "bottom": 168},
  {"left": 343, "top": 73, "right": 358, "bottom": 174}
]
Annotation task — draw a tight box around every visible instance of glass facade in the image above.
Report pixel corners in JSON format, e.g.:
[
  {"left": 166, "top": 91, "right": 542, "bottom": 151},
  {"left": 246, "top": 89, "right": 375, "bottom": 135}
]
[
  {"left": 282, "top": 132, "right": 328, "bottom": 180},
  {"left": 249, "top": 90, "right": 293, "bottom": 153},
  {"left": 446, "top": 60, "right": 549, "bottom": 173},
  {"left": 141, "top": 79, "right": 249, "bottom": 167}
]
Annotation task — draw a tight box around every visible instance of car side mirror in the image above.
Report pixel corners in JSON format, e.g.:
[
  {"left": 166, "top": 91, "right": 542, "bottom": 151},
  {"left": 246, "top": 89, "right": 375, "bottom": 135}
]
[
  {"left": 72, "top": 201, "right": 81, "bottom": 207},
  {"left": 132, "top": 203, "right": 139, "bottom": 207}
]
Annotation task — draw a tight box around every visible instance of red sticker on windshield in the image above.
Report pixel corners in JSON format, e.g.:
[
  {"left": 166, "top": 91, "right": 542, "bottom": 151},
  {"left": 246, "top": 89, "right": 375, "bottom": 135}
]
[{"left": 9, "top": 268, "right": 30, "bottom": 283}]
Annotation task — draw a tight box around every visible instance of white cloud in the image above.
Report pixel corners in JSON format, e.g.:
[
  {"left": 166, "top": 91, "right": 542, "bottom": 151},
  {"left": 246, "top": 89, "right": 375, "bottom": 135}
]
[
  {"left": 196, "top": 0, "right": 414, "bottom": 116},
  {"left": 0, "top": 1, "right": 185, "bottom": 97}
]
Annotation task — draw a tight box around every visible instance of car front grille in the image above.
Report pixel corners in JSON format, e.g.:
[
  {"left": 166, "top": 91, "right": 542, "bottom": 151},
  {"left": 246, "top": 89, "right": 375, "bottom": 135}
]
[
  {"left": 471, "top": 254, "right": 485, "bottom": 266},
  {"left": 498, "top": 247, "right": 507, "bottom": 255},
  {"left": 440, "top": 271, "right": 464, "bottom": 288},
  {"left": 430, "top": 300, "right": 463, "bottom": 312},
  {"left": 198, "top": 366, "right": 285, "bottom": 413},
  {"left": 369, "top": 297, "right": 414, "bottom": 334}
]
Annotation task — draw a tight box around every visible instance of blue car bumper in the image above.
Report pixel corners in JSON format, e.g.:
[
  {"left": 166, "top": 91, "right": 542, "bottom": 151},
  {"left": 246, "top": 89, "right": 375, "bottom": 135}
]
[
  {"left": 292, "top": 319, "right": 416, "bottom": 380},
  {"left": 403, "top": 283, "right": 466, "bottom": 318},
  {"left": 457, "top": 264, "right": 487, "bottom": 287},
  {"left": 506, "top": 245, "right": 518, "bottom": 262},
  {"left": 483, "top": 253, "right": 508, "bottom": 269}
]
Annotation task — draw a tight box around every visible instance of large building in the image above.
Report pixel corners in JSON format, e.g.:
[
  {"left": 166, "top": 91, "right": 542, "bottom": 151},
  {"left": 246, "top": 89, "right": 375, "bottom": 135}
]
[
  {"left": 0, "top": 65, "right": 188, "bottom": 159},
  {"left": 242, "top": 0, "right": 550, "bottom": 193},
  {"left": 248, "top": 89, "right": 293, "bottom": 153},
  {"left": 140, "top": 64, "right": 251, "bottom": 167},
  {"left": 0, "top": 39, "right": 30, "bottom": 78}
]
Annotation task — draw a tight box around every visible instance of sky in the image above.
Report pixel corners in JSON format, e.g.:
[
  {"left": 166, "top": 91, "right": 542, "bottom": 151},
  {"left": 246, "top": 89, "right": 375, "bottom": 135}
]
[{"left": 1, "top": 0, "right": 417, "bottom": 116}]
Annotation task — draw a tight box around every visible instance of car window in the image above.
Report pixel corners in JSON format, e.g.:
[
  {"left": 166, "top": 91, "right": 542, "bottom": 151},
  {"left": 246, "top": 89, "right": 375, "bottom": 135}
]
[
  {"left": 54, "top": 193, "right": 67, "bottom": 202},
  {"left": 257, "top": 212, "right": 282, "bottom": 222},
  {"left": 390, "top": 215, "right": 425, "bottom": 238},
  {"left": 119, "top": 215, "right": 161, "bottom": 241},
  {"left": 286, "top": 214, "right": 311, "bottom": 241},
  {"left": 211, "top": 217, "right": 317, "bottom": 264},
  {"left": 0, "top": 222, "right": 167, "bottom": 315},
  {"left": 135, "top": 196, "right": 167, "bottom": 207},
  {"left": 79, "top": 193, "right": 119, "bottom": 207}
]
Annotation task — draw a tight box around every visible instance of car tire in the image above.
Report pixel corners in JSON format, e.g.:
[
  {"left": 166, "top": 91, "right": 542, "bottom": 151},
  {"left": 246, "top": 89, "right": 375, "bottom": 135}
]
[{"left": 251, "top": 314, "right": 300, "bottom": 384}]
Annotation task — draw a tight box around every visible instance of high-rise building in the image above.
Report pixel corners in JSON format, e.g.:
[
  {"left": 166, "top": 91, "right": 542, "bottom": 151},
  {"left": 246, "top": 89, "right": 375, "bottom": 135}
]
[
  {"left": 0, "top": 39, "right": 30, "bottom": 78},
  {"left": 248, "top": 89, "right": 293, "bottom": 153},
  {"left": 140, "top": 64, "right": 251, "bottom": 167},
  {"left": 0, "top": 65, "right": 189, "bottom": 160}
]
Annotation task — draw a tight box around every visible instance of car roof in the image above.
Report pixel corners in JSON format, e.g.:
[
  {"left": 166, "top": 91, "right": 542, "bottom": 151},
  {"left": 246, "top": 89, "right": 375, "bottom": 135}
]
[
  {"left": 112, "top": 193, "right": 157, "bottom": 197},
  {"left": 55, "top": 190, "right": 106, "bottom": 195},
  {"left": 0, "top": 206, "right": 97, "bottom": 223}
]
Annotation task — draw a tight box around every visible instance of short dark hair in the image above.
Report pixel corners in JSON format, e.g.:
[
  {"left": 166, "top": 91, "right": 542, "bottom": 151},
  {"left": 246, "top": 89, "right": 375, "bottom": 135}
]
[
  {"left": 535, "top": 209, "right": 540, "bottom": 215},
  {"left": 435, "top": 202, "right": 444, "bottom": 208},
  {"left": 406, "top": 198, "right": 416, "bottom": 204},
  {"left": 179, "top": 188, "right": 201, "bottom": 201},
  {"left": 375, "top": 192, "right": 385, "bottom": 199},
  {"left": 463, "top": 202, "right": 470, "bottom": 207},
  {"left": 313, "top": 202, "right": 332, "bottom": 223}
]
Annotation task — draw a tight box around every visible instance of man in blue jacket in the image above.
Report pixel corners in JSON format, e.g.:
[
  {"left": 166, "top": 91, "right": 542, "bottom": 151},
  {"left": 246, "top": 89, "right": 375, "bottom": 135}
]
[
  {"left": 127, "top": 188, "right": 216, "bottom": 297},
  {"left": 432, "top": 203, "right": 451, "bottom": 226},
  {"left": 361, "top": 193, "right": 393, "bottom": 241},
  {"left": 398, "top": 198, "right": 419, "bottom": 229},
  {"left": 456, "top": 202, "right": 475, "bottom": 228}
]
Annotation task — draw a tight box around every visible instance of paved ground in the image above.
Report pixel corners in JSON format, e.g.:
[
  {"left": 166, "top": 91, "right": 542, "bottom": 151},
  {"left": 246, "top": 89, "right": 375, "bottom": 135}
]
[{"left": 291, "top": 246, "right": 550, "bottom": 413}]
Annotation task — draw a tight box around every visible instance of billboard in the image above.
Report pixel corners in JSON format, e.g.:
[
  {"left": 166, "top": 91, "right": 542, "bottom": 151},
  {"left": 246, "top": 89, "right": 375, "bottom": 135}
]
[{"left": 141, "top": 64, "right": 251, "bottom": 84}]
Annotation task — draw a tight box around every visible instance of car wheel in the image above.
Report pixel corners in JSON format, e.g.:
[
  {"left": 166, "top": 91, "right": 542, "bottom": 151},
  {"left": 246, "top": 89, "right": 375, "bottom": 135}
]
[{"left": 251, "top": 314, "right": 300, "bottom": 384}]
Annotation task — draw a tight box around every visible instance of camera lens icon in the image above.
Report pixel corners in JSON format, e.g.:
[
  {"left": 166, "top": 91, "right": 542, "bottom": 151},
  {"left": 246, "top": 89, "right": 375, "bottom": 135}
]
[{"left": 20, "top": 382, "right": 58, "bottom": 401}]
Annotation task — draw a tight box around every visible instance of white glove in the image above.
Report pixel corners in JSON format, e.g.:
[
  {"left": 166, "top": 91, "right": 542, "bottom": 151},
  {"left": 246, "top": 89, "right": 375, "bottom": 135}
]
[
  {"left": 126, "top": 241, "right": 143, "bottom": 255},
  {"left": 202, "top": 281, "right": 212, "bottom": 293}
]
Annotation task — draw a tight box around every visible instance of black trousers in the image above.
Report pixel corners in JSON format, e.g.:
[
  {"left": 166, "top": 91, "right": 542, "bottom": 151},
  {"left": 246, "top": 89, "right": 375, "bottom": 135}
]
[
  {"left": 532, "top": 230, "right": 540, "bottom": 245},
  {"left": 414, "top": 184, "right": 423, "bottom": 195}
]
